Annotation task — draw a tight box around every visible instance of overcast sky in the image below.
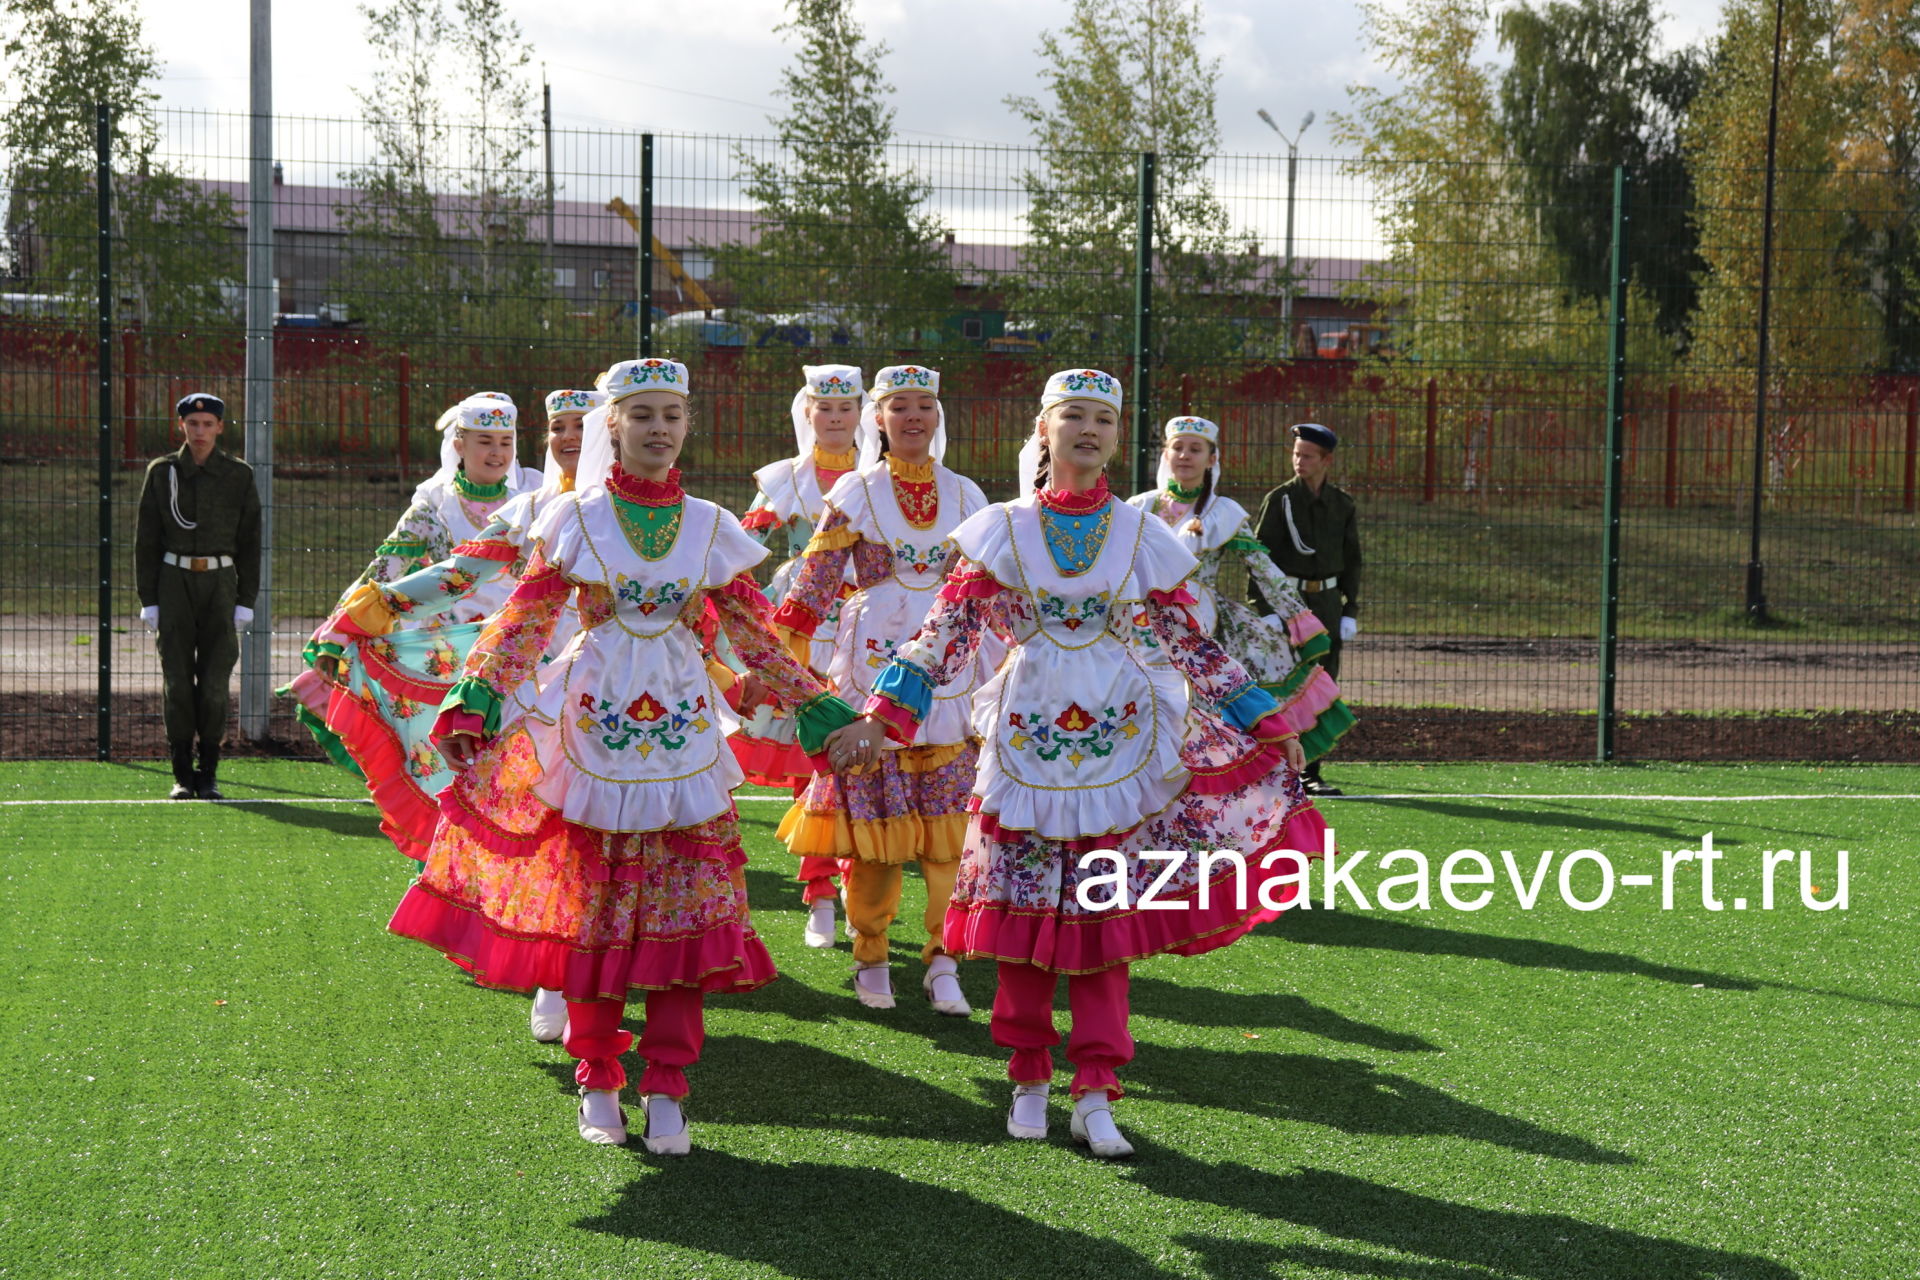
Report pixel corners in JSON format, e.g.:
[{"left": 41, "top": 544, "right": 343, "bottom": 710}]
[
  {"left": 131, "top": 0, "right": 1728, "bottom": 258},
  {"left": 144, "top": 0, "right": 1727, "bottom": 153}
]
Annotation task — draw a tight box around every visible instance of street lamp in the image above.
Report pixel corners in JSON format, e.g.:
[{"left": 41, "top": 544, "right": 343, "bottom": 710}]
[{"left": 1258, "top": 107, "right": 1314, "bottom": 350}]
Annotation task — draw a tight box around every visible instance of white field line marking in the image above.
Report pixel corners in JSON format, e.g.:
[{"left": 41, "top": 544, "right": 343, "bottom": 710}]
[
  {"left": 4, "top": 791, "right": 1917, "bottom": 808},
  {"left": 1323, "top": 793, "right": 1920, "bottom": 802}
]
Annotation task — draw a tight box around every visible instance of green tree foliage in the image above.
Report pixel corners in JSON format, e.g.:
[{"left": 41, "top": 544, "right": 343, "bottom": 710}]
[
  {"left": 1496, "top": 0, "right": 1706, "bottom": 342},
  {"left": 1685, "top": 0, "right": 1875, "bottom": 393},
  {"left": 1336, "top": 0, "right": 1590, "bottom": 374},
  {"left": 1830, "top": 0, "right": 1920, "bottom": 369},
  {"left": 1, "top": 0, "right": 236, "bottom": 333},
  {"left": 712, "top": 0, "right": 957, "bottom": 355},
  {"left": 336, "top": 0, "right": 551, "bottom": 341},
  {"left": 1003, "top": 0, "right": 1259, "bottom": 369}
]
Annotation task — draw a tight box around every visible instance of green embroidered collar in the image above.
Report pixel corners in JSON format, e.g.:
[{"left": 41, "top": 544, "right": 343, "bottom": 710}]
[
  {"left": 453, "top": 472, "right": 509, "bottom": 500},
  {"left": 1164, "top": 478, "right": 1203, "bottom": 503},
  {"left": 612, "top": 494, "right": 684, "bottom": 560}
]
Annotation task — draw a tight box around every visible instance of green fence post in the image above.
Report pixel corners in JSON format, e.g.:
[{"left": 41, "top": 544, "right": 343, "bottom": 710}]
[
  {"left": 95, "top": 103, "right": 115, "bottom": 763},
  {"left": 638, "top": 132, "right": 654, "bottom": 358},
  {"left": 1598, "top": 165, "right": 1630, "bottom": 762},
  {"left": 1130, "top": 150, "right": 1156, "bottom": 496}
]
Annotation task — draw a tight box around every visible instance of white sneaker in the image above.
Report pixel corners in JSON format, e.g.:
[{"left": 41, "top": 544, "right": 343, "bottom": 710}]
[
  {"left": 1007, "top": 1083, "right": 1050, "bottom": 1140},
  {"left": 853, "top": 962, "right": 895, "bottom": 1009},
  {"left": 1070, "top": 1092, "right": 1134, "bottom": 1159},
  {"left": 803, "top": 900, "right": 836, "bottom": 949},
  {"left": 530, "top": 987, "right": 568, "bottom": 1043},
  {"left": 922, "top": 955, "right": 972, "bottom": 1016},
  {"left": 641, "top": 1094, "right": 690, "bottom": 1156},
  {"left": 577, "top": 1088, "right": 627, "bottom": 1145}
]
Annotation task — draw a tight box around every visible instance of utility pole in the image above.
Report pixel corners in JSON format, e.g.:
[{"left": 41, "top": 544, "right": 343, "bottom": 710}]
[
  {"left": 239, "top": 0, "right": 276, "bottom": 739},
  {"left": 1258, "top": 108, "right": 1314, "bottom": 347}
]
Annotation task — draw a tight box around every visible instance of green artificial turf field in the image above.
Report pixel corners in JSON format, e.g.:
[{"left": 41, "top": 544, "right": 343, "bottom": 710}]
[{"left": 0, "top": 761, "right": 1912, "bottom": 1280}]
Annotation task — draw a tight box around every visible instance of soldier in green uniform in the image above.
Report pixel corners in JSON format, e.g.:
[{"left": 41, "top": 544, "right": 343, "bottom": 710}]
[
  {"left": 1249, "top": 422, "right": 1360, "bottom": 796},
  {"left": 135, "top": 393, "right": 262, "bottom": 799}
]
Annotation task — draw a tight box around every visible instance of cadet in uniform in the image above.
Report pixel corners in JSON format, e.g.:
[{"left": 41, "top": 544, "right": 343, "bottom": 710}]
[
  {"left": 135, "top": 393, "right": 262, "bottom": 799},
  {"left": 1249, "top": 422, "right": 1359, "bottom": 796}
]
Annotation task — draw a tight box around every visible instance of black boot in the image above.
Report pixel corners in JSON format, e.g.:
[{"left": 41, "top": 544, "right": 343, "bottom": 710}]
[
  {"left": 195, "top": 741, "right": 224, "bottom": 801},
  {"left": 169, "top": 744, "right": 196, "bottom": 800},
  {"left": 1302, "top": 759, "right": 1343, "bottom": 798}
]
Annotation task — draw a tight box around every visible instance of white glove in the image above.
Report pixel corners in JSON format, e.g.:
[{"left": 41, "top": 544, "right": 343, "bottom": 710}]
[
  {"left": 1339, "top": 616, "right": 1358, "bottom": 642},
  {"left": 139, "top": 605, "right": 158, "bottom": 632},
  {"left": 235, "top": 606, "right": 255, "bottom": 626},
  {"left": 1261, "top": 613, "right": 1280, "bottom": 627}
]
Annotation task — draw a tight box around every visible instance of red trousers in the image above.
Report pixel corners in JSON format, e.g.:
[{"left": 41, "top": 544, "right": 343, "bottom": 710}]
[
  {"left": 565, "top": 987, "right": 704, "bottom": 1098},
  {"left": 991, "top": 961, "right": 1133, "bottom": 1099},
  {"left": 797, "top": 855, "right": 842, "bottom": 904}
]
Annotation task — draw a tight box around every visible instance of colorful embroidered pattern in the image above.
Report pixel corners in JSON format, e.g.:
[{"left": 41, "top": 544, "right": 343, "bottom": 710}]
[
  {"left": 613, "top": 573, "right": 692, "bottom": 617},
  {"left": 1005, "top": 699, "right": 1142, "bottom": 767},
  {"left": 1035, "top": 587, "right": 1111, "bottom": 633},
  {"left": 892, "top": 477, "right": 939, "bottom": 529},
  {"left": 876, "top": 365, "right": 936, "bottom": 393},
  {"left": 1038, "top": 503, "right": 1112, "bottom": 576},
  {"left": 574, "top": 689, "right": 713, "bottom": 756},
  {"left": 1062, "top": 369, "right": 1118, "bottom": 397},
  {"left": 890, "top": 537, "right": 947, "bottom": 579},
  {"left": 545, "top": 389, "right": 600, "bottom": 415},
  {"left": 811, "top": 373, "right": 859, "bottom": 398},
  {"left": 612, "top": 497, "right": 683, "bottom": 560}
]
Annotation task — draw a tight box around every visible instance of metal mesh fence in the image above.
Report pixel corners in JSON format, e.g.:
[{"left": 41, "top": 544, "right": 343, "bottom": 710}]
[{"left": 2, "top": 105, "right": 1914, "bottom": 761}]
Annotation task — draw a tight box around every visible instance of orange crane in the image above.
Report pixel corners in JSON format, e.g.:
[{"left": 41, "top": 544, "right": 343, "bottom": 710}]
[{"left": 605, "top": 196, "right": 716, "bottom": 313}]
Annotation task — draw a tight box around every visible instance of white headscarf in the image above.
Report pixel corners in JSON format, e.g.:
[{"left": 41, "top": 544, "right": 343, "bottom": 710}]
[
  {"left": 574, "top": 358, "right": 693, "bottom": 494},
  {"left": 1024, "top": 368, "right": 1126, "bottom": 492},
  {"left": 1155, "top": 415, "right": 1223, "bottom": 493},
  {"left": 789, "top": 364, "right": 866, "bottom": 456},
  {"left": 415, "top": 392, "right": 527, "bottom": 503},
  {"left": 858, "top": 364, "right": 947, "bottom": 470},
  {"left": 537, "top": 389, "right": 607, "bottom": 497}
]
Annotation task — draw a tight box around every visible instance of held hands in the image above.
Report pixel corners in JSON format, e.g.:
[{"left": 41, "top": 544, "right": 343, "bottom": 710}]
[
  {"left": 138, "top": 606, "right": 158, "bottom": 632},
  {"left": 1339, "top": 616, "right": 1358, "bottom": 642},
  {"left": 824, "top": 717, "right": 887, "bottom": 774},
  {"left": 438, "top": 733, "right": 481, "bottom": 771},
  {"left": 735, "top": 672, "right": 773, "bottom": 714}
]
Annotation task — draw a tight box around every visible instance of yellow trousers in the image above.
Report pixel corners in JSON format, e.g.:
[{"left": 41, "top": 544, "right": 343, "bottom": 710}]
[{"left": 843, "top": 856, "right": 960, "bottom": 967}]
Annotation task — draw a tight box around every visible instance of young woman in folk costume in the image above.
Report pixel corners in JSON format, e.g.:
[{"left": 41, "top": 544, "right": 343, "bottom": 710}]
[
  {"left": 281, "top": 392, "right": 534, "bottom": 858},
  {"left": 1127, "top": 415, "right": 1355, "bottom": 763},
  {"left": 770, "top": 364, "right": 1000, "bottom": 1015},
  {"left": 732, "top": 364, "right": 865, "bottom": 948},
  {"left": 824, "top": 369, "right": 1331, "bottom": 1159},
  {"left": 292, "top": 388, "right": 607, "bottom": 1046},
  {"left": 386, "top": 358, "right": 861, "bottom": 1154}
]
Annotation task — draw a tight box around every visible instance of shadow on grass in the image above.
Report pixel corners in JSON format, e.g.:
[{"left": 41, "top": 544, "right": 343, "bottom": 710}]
[
  {"left": 1271, "top": 907, "right": 1920, "bottom": 1011},
  {"left": 1142, "top": 1160, "right": 1796, "bottom": 1280},
  {"left": 1125, "top": 1045, "right": 1629, "bottom": 1165},
  {"left": 726, "top": 951, "right": 1007, "bottom": 1056},
  {"left": 528, "top": 1031, "right": 999, "bottom": 1144},
  {"left": 1368, "top": 797, "right": 1690, "bottom": 841},
  {"left": 579, "top": 1149, "right": 1176, "bottom": 1280},
  {"left": 243, "top": 800, "right": 385, "bottom": 840},
  {"left": 1272, "top": 910, "right": 1758, "bottom": 990},
  {"left": 1127, "top": 974, "right": 1439, "bottom": 1052}
]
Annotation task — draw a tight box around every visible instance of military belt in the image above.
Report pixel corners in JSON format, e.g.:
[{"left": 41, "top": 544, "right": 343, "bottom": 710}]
[{"left": 163, "top": 553, "right": 234, "bottom": 572}]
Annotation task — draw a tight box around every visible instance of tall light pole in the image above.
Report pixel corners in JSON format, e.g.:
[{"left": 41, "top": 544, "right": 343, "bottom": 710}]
[
  {"left": 1745, "top": 0, "right": 1787, "bottom": 625},
  {"left": 1258, "top": 107, "right": 1314, "bottom": 349}
]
